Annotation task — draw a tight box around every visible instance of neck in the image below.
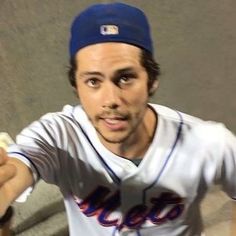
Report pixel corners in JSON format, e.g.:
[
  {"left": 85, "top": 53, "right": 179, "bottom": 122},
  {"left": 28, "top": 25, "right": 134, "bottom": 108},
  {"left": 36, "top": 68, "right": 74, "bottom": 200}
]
[{"left": 100, "top": 106, "right": 157, "bottom": 159}]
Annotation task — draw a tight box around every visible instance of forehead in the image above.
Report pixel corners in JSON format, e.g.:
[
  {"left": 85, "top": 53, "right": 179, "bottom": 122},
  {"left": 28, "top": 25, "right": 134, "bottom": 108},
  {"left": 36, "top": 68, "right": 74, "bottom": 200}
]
[{"left": 75, "top": 42, "right": 142, "bottom": 71}]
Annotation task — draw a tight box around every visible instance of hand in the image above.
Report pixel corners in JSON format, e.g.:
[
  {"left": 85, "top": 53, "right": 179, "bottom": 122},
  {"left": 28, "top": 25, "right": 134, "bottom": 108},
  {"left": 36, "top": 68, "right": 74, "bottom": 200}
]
[{"left": 0, "top": 148, "right": 16, "bottom": 217}]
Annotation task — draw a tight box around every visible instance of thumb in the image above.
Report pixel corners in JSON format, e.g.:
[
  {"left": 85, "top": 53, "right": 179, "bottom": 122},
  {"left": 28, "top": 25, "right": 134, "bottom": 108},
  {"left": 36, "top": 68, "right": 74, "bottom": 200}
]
[{"left": 0, "top": 147, "right": 9, "bottom": 165}]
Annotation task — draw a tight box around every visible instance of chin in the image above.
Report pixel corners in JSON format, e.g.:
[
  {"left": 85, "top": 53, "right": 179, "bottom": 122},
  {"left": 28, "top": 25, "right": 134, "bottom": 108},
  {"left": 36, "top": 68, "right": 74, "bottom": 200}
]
[{"left": 97, "top": 129, "right": 130, "bottom": 144}]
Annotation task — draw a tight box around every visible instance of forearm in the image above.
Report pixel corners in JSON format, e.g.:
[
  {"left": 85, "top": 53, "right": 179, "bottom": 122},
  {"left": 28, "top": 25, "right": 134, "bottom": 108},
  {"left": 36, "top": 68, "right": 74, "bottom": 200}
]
[
  {"left": 0, "top": 207, "right": 13, "bottom": 236},
  {"left": 0, "top": 153, "right": 34, "bottom": 236},
  {"left": 0, "top": 157, "right": 34, "bottom": 216},
  {"left": 0, "top": 157, "right": 33, "bottom": 236},
  {"left": 0, "top": 222, "right": 12, "bottom": 236},
  {"left": 231, "top": 202, "right": 236, "bottom": 236},
  {"left": 7, "top": 158, "right": 34, "bottom": 202}
]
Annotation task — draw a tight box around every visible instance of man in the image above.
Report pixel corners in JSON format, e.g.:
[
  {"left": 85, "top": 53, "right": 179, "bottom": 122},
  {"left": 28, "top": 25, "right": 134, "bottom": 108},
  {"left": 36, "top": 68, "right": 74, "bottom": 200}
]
[{"left": 0, "top": 2, "right": 235, "bottom": 236}]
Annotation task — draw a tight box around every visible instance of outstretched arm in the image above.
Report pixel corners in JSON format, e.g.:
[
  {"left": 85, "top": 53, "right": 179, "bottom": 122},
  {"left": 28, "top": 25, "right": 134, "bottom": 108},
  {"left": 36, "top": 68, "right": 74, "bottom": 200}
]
[
  {"left": 0, "top": 207, "right": 13, "bottom": 236},
  {"left": 0, "top": 148, "right": 33, "bottom": 227},
  {"left": 232, "top": 202, "right": 236, "bottom": 236}
]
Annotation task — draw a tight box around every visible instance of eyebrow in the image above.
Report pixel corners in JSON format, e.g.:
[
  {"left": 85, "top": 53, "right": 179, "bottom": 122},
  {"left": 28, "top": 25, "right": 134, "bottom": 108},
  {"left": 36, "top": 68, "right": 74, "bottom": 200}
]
[
  {"left": 79, "top": 71, "right": 103, "bottom": 78},
  {"left": 114, "top": 67, "right": 136, "bottom": 75},
  {"left": 79, "top": 67, "right": 137, "bottom": 79}
]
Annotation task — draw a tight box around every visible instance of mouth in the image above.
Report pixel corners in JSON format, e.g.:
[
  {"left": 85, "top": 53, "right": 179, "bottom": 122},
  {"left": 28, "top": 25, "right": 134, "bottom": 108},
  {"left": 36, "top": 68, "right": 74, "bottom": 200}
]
[{"left": 100, "top": 116, "right": 129, "bottom": 131}]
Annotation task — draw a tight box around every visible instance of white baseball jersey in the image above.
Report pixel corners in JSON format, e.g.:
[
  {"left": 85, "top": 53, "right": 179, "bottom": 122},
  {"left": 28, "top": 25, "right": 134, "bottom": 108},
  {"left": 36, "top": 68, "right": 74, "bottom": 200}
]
[{"left": 8, "top": 104, "right": 236, "bottom": 236}]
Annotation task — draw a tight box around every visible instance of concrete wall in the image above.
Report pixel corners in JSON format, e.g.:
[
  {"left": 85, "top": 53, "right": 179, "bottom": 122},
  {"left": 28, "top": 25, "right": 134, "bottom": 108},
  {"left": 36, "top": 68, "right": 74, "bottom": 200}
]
[{"left": 1, "top": 0, "right": 236, "bottom": 137}]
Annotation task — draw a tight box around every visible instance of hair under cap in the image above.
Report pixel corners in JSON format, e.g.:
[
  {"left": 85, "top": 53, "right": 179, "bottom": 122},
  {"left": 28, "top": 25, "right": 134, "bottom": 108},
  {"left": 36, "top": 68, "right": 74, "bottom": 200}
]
[{"left": 69, "top": 2, "right": 153, "bottom": 58}]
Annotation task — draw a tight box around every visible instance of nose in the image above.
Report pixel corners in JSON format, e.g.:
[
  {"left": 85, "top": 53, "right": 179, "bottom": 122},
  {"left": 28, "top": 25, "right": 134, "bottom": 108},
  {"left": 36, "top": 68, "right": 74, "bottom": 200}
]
[{"left": 102, "top": 82, "right": 121, "bottom": 109}]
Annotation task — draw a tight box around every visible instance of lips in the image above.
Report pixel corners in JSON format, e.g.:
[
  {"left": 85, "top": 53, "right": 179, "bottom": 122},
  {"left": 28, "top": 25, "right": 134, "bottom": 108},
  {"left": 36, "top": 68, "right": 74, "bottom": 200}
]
[{"left": 101, "top": 117, "right": 128, "bottom": 131}]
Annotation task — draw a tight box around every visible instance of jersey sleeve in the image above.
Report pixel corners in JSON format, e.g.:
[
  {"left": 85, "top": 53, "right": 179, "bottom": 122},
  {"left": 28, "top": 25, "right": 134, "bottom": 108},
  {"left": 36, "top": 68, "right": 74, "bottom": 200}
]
[
  {"left": 8, "top": 113, "right": 64, "bottom": 186},
  {"left": 216, "top": 127, "right": 236, "bottom": 200}
]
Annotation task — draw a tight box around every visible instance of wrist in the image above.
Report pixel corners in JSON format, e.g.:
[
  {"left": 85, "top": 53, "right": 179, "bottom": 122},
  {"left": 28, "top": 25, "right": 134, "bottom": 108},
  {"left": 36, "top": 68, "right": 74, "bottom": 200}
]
[{"left": 0, "top": 207, "right": 14, "bottom": 228}]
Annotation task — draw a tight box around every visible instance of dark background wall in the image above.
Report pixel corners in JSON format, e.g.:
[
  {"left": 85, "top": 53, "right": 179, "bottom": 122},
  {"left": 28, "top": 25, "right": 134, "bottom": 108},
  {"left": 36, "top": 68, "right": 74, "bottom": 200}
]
[{"left": 1, "top": 0, "right": 236, "bottom": 137}]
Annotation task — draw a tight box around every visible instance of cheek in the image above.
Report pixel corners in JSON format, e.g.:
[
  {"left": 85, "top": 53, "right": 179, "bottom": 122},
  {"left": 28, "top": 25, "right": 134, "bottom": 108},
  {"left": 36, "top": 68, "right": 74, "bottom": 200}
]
[
  {"left": 77, "top": 89, "right": 99, "bottom": 117},
  {"left": 125, "top": 84, "right": 149, "bottom": 107}
]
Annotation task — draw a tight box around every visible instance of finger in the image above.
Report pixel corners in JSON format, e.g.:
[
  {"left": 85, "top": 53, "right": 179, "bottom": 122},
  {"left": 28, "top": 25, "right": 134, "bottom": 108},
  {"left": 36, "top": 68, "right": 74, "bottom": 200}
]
[
  {"left": 0, "top": 164, "right": 16, "bottom": 186},
  {"left": 0, "top": 147, "right": 8, "bottom": 165}
]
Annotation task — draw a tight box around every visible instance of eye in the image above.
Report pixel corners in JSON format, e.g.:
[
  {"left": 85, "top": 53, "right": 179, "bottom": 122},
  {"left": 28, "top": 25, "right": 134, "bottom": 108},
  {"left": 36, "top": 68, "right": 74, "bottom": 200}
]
[
  {"left": 86, "top": 78, "right": 100, "bottom": 88},
  {"left": 118, "top": 73, "right": 136, "bottom": 86},
  {"left": 119, "top": 76, "right": 131, "bottom": 84}
]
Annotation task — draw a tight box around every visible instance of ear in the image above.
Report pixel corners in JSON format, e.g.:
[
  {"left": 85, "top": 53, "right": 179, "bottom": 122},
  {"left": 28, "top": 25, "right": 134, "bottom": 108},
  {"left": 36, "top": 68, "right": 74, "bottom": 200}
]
[
  {"left": 72, "top": 87, "right": 79, "bottom": 99},
  {"left": 149, "top": 80, "right": 159, "bottom": 96}
]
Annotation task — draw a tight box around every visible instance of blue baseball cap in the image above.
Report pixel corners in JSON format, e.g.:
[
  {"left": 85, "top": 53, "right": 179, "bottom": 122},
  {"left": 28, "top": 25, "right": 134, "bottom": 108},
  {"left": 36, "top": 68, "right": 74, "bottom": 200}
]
[{"left": 69, "top": 2, "right": 153, "bottom": 58}]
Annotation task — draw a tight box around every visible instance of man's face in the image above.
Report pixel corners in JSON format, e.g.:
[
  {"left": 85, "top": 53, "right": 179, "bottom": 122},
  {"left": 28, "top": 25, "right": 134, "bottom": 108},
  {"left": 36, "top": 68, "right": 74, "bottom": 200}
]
[{"left": 75, "top": 42, "right": 152, "bottom": 144}]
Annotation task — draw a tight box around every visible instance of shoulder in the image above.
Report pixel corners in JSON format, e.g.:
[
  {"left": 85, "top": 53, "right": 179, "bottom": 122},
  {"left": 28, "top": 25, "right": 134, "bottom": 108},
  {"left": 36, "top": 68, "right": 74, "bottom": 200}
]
[
  {"left": 150, "top": 103, "right": 233, "bottom": 146},
  {"left": 17, "top": 105, "right": 86, "bottom": 141},
  {"left": 39, "top": 104, "right": 80, "bottom": 120},
  {"left": 33, "top": 104, "right": 86, "bottom": 126},
  {"left": 150, "top": 103, "right": 204, "bottom": 125}
]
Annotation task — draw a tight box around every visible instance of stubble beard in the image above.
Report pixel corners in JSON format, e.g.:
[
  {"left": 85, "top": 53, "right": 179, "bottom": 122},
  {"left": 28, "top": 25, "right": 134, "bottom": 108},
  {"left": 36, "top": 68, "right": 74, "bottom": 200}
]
[{"left": 93, "top": 112, "right": 145, "bottom": 145}]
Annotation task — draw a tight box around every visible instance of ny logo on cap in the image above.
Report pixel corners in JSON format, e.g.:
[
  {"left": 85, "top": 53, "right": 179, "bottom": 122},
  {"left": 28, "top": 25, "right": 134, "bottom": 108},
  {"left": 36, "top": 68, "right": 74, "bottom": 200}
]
[{"left": 100, "top": 25, "right": 119, "bottom": 35}]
